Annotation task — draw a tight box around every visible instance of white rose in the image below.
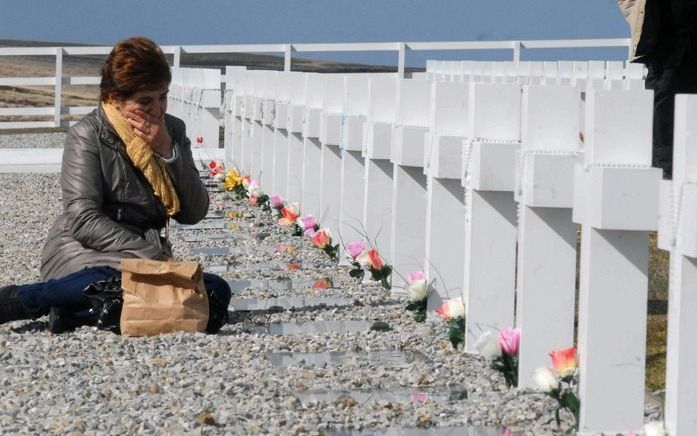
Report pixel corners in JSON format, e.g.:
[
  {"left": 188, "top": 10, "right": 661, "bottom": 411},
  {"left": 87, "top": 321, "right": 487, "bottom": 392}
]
[
  {"left": 250, "top": 186, "right": 264, "bottom": 198},
  {"left": 407, "top": 278, "right": 428, "bottom": 301},
  {"left": 213, "top": 172, "right": 226, "bottom": 182},
  {"left": 449, "top": 298, "right": 466, "bottom": 318},
  {"left": 295, "top": 217, "right": 305, "bottom": 230},
  {"left": 643, "top": 422, "right": 666, "bottom": 436},
  {"left": 533, "top": 367, "right": 559, "bottom": 393},
  {"left": 287, "top": 202, "right": 300, "bottom": 216},
  {"left": 475, "top": 331, "right": 502, "bottom": 360},
  {"left": 356, "top": 251, "right": 371, "bottom": 269}
]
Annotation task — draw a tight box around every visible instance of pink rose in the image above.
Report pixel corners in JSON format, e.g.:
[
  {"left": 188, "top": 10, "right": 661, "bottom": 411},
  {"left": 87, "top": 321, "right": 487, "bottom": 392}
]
[
  {"left": 301, "top": 214, "right": 317, "bottom": 231},
  {"left": 499, "top": 328, "right": 520, "bottom": 357},
  {"left": 407, "top": 271, "right": 425, "bottom": 284},
  {"left": 270, "top": 194, "right": 285, "bottom": 209},
  {"left": 346, "top": 240, "right": 366, "bottom": 260},
  {"left": 311, "top": 228, "right": 332, "bottom": 249}
]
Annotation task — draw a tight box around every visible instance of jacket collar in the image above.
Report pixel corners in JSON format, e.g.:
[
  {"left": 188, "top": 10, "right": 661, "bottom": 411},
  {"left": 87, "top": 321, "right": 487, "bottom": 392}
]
[{"left": 96, "top": 104, "right": 123, "bottom": 151}]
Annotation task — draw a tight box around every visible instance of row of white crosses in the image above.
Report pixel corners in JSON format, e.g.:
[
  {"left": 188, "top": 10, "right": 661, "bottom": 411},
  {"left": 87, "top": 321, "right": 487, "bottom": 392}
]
[
  {"left": 222, "top": 63, "right": 695, "bottom": 434},
  {"left": 426, "top": 59, "right": 646, "bottom": 90},
  {"left": 169, "top": 67, "right": 221, "bottom": 148},
  {"left": 658, "top": 96, "right": 697, "bottom": 435}
]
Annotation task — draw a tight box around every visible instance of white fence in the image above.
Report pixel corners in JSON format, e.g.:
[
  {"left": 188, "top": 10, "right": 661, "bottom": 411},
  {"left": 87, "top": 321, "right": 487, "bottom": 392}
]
[
  {"left": 0, "top": 39, "right": 630, "bottom": 129},
  {"left": 221, "top": 64, "right": 697, "bottom": 435},
  {"left": 0, "top": 66, "right": 224, "bottom": 171}
]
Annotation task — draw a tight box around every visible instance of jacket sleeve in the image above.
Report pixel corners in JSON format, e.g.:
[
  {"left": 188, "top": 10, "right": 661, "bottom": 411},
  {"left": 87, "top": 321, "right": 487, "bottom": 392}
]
[
  {"left": 61, "top": 123, "right": 167, "bottom": 259},
  {"left": 165, "top": 116, "right": 210, "bottom": 225},
  {"left": 618, "top": 0, "right": 636, "bottom": 21}
]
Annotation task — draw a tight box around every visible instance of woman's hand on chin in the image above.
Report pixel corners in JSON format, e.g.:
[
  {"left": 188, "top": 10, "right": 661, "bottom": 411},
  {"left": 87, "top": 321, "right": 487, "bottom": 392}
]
[{"left": 124, "top": 108, "right": 172, "bottom": 156}]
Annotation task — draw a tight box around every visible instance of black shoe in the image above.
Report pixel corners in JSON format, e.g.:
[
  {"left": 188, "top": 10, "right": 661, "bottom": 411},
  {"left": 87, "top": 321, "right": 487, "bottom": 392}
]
[
  {"left": 0, "top": 285, "right": 31, "bottom": 324},
  {"left": 48, "top": 307, "right": 83, "bottom": 334}
]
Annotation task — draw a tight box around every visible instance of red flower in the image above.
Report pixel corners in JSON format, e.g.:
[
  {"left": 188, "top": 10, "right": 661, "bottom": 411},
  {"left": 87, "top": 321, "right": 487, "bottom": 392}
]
[
  {"left": 281, "top": 206, "right": 298, "bottom": 222},
  {"left": 550, "top": 347, "right": 576, "bottom": 377},
  {"left": 367, "top": 249, "right": 383, "bottom": 271},
  {"left": 312, "top": 278, "right": 333, "bottom": 289},
  {"left": 435, "top": 304, "right": 448, "bottom": 321},
  {"left": 311, "top": 229, "right": 331, "bottom": 249},
  {"left": 196, "top": 136, "right": 204, "bottom": 144},
  {"left": 208, "top": 160, "right": 224, "bottom": 176}
]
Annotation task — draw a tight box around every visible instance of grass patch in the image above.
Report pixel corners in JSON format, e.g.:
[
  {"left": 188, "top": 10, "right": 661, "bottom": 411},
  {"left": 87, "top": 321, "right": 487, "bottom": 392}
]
[
  {"left": 646, "top": 232, "right": 669, "bottom": 391},
  {"left": 646, "top": 314, "right": 668, "bottom": 391}
]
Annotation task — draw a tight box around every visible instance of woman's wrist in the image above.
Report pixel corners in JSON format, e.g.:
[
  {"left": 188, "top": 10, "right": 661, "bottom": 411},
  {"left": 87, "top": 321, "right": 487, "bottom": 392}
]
[
  {"left": 158, "top": 141, "right": 178, "bottom": 163},
  {"left": 154, "top": 134, "right": 173, "bottom": 157}
]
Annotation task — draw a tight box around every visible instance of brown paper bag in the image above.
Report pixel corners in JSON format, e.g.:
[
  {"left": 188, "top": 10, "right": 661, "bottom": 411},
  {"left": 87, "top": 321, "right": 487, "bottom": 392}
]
[{"left": 120, "top": 258, "right": 209, "bottom": 336}]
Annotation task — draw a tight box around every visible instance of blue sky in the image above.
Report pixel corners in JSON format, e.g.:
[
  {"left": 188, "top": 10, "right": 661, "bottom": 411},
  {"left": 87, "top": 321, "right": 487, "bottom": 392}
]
[{"left": 1, "top": 0, "right": 632, "bottom": 66}]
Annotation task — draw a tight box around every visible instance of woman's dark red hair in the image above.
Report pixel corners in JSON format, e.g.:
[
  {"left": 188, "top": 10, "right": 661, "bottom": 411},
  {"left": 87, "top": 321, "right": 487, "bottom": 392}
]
[{"left": 100, "top": 36, "right": 171, "bottom": 102}]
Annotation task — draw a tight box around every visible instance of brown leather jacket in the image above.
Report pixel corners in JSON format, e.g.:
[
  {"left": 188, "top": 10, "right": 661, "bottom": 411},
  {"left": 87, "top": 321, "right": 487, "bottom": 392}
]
[{"left": 40, "top": 106, "right": 209, "bottom": 280}]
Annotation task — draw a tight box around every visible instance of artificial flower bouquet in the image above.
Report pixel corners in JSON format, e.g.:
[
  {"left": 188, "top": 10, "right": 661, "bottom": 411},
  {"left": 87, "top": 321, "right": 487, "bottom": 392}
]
[
  {"left": 312, "top": 277, "right": 333, "bottom": 289},
  {"left": 435, "top": 298, "right": 466, "bottom": 349},
  {"left": 346, "top": 240, "right": 367, "bottom": 281},
  {"left": 208, "top": 160, "right": 226, "bottom": 182},
  {"left": 278, "top": 202, "right": 300, "bottom": 227},
  {"left": 533, "top": 346, "right": 580, "bottom": 430},
  {"left": 293, "top": 213, "right": 319, "bottom": 237},
  {"left": 405, "top": 271, "right": 428, "bottom": 322},
  {"left": 269, "top": 194, "right": 285, "bottom": 217},
  {"left": 223, "top": 167, "right": 249, "bottom": 200},
  {"left": 356, "top": 248, "right": 392, "bottom": 290},
  {"left": 247, "top": 180, "right": 269, "bottom": 210},
  {"left": 475, "top": 328, "right": 520, "bottom": 388},
  {"left": 311, "top": 228, "right": 340, "bottom": 262}
]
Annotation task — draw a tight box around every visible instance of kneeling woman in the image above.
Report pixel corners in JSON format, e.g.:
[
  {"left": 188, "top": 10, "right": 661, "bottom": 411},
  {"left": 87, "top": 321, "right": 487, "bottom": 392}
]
[{"left": 0, "top": 36, "right": 230, "bottom": 333}]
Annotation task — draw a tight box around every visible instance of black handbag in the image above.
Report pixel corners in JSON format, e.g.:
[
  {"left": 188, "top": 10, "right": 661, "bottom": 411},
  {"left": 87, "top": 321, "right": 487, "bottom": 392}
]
[{"left": 82, "top": 275, "right": 123, "bottom": 334}]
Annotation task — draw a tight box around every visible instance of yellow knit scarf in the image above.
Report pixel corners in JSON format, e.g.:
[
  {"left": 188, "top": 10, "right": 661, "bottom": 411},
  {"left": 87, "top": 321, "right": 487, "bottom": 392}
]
[{"left": 102, "top": 101, "right": 180, "bottom": 216}]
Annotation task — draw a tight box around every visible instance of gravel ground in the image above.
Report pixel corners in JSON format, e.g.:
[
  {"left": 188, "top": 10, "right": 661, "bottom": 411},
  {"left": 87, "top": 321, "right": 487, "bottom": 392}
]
[
  {"left": 0, "top": 135, "right": 660, "bottom": 435},
  {"left": 0, "top": 132, "right": 66, "bottom": 149}
]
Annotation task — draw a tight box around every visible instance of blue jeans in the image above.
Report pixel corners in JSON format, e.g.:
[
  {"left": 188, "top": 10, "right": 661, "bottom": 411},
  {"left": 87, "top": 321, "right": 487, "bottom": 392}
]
[{"left": 16, "top": 267, "right": 231, "bottom": 333}]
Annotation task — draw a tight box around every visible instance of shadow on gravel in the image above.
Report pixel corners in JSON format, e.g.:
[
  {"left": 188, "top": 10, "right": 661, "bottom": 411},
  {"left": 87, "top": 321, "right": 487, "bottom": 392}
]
[{"left": 10, "top": 319, "right": 47, "bottom": 333}]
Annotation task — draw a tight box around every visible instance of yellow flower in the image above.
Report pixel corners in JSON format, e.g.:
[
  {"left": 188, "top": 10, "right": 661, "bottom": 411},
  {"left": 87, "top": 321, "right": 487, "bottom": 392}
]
[{"left": 224, "top": 168, "right": 243, "bottom": 191}]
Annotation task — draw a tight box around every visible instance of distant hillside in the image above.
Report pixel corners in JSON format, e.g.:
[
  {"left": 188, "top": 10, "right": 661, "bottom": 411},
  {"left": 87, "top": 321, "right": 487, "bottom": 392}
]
[
  {"left": 0, "top": 38, "right": 423, "bottom": 73},
  {"left": 0, "top": 39, "right": 422, "bottom": 125}
]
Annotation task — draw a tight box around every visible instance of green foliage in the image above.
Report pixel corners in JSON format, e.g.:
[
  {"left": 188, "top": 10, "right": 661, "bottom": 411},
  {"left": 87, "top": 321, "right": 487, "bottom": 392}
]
[
  {"left": 368, "top": 264, "right": 392, "bottom": 290},
  {"left": 349, "top": 263, "right": 365, "bottom": 282},
  {"left": 447, "top": 316, "right": 465, "bottom": 349},
  {"left": 324, "top": 243, "right": 340, "bottom": 262},
  {"left": 257, "top": 194, "right": 270, "bottom": 211},
  {"left": 405, "top": 297, "right": 427, "bottom": 323},
  {"left": 291, "top": 224, "right": 303, "bottom": 237},
  {"left": 491, "top": 354, "right": 518, "bottom": 388},
  {"left": 547, "top": 377, "right": 580, "bottom": 431},
  {"left": 232, "top": 184, "right": 248, "bottom": 200}
]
